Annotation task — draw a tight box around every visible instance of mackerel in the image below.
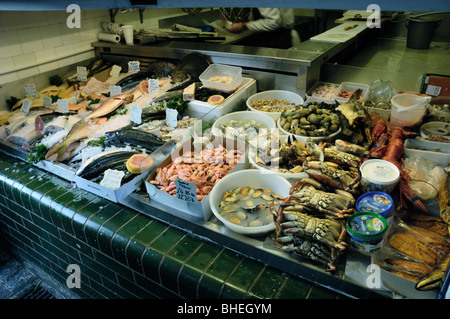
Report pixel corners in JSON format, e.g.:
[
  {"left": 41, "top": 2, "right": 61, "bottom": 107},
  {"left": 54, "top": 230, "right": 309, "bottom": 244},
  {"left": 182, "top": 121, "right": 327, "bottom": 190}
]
[
  {"left": 76, "top": 149, "right": 138, "bottom": 177},
  {"left": 104, "top": 129, "right": 166, "bottom": 152}
]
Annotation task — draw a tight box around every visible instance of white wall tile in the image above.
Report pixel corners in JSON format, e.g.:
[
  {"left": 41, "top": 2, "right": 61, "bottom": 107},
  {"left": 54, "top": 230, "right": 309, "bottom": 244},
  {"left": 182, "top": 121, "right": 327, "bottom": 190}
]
[
  {"left": 0, "top": 30, "right": 23, "bottom": 59},
  {"left": 0, "top": 11, "right": 25, "bottom": 31},
  {"left": 35, "top": 48, "right": 57, "bottom": 64},
  {"left": 38, "top": 61, "right": 60, "bottom": 74},
  {"left": 13, "top": 53, "right": 37, "bottom": 69},
  {"left": 40, "top": 24, "right": 64, "bottom": 49},
  {"left": 0, "top": 72, "right": 19, "bottom": 86},
  {"left": 45, "top": 11, "right": 67, "bottom": 25},
  {"left": 24, "top": 11, "right": 50, "bottom": 29},
  {"left": 0, "top": 57, "right": 15, "bottom": 73},
  {"left": 17, "top": 28, "right": 44, "bottom": 54},
  {"left": 54, "top": 44, "right": 74, "bottom": 57},
  {"left": 17, "top": 66, "right": 40, "bottom": 80}
]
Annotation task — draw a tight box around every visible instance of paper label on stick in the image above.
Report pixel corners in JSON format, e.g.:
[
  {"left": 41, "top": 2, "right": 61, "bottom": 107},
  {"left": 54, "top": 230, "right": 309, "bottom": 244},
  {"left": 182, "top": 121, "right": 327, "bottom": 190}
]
[
  {"left": 43, "top": 96, "right": 53, "bottom": 108},
  {"left": 148, "top": 79, "right": 159, "bottom": 93},
  {"left": 100, "top": 169, "right": 125, "bottom": 190},
  {"left": 24, "top": 83, "right": 37, "bottom": 98},
  {"left": 77, "top": 66, "right": 87, "bottom": 82},
  {"left": 21, "top": 99, "right": 32, "bottom": 115},
  {"left": 110, "top": 65, "right": 122, "bottom": 77},
  {"left": 130, "top": 104, "right": 142, "bottom": 124},
  {"left": 109, "top": 85, "right": 122, "bottom": 97},
  {"left": 128, "top": 61, "right": 140, "bottom": 73},
  {"left": 175, "top": 179, "right": 198, "bottom": 203},
  {"left": 165, "top": 108, "right": 178, "bottom": 128},
  {"left": 57, "top": 99, "right": 69, "bottom": 113}
]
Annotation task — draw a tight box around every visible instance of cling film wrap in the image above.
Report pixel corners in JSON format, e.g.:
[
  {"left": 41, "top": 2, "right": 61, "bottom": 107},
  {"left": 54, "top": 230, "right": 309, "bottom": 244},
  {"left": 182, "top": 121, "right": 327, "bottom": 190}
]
[{"left": 373, "top": 214, "right": 450, "bottom": 282}]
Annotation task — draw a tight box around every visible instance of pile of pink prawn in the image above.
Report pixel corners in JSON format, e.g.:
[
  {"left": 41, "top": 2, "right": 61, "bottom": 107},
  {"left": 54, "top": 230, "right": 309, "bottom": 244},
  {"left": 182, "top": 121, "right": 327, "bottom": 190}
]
[{"left": 150, "top": 145, "right": 244, "bottom": 201}]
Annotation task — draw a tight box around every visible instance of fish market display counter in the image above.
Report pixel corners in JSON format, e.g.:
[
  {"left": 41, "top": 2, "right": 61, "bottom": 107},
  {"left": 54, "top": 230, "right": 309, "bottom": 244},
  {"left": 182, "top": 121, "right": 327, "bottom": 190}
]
[{"left": 0, "top": 45, "right": 449, "bottom": 300}]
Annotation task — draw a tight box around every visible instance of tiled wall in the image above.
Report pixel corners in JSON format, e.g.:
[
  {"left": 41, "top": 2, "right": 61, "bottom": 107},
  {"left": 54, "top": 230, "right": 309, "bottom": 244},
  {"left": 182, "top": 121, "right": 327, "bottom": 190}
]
[{"left": 0, "top": 8, "right": 184, "bottom": 87}]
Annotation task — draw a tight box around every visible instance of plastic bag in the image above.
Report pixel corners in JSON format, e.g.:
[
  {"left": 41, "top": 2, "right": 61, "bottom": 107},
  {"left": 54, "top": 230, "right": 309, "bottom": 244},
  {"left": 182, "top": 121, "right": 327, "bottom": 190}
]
[{"left": 404, "top": 157, "right": 447, "bottom": 200}]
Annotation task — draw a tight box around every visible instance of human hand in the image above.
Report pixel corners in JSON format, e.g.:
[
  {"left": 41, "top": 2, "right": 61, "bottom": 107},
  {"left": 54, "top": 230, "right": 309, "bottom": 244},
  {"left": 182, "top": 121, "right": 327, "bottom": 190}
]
[{"left": 226, "top": 22, "right": 247, "bottom": 33}]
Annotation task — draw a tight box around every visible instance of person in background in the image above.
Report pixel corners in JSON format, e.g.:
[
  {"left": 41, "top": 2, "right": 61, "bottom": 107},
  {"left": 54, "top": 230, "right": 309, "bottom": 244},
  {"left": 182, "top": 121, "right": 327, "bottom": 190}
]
[{"left": 225, "top": 8, "right": 301, "bottom": 49}]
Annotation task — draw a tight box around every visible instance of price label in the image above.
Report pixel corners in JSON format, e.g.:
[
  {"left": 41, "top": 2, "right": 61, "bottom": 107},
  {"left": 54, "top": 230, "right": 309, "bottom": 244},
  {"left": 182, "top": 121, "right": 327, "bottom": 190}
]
[
  {"left": 81, "top": 146, "right": 102, "bottom": 164},
  {"left": 77, "top": 66, "right": 87, "bottom": 82},
  {"left": 130, "top": 104, "right": 142, "bottom": 124},
  {"left": 57, "top": 99, "right": 69, "bottom": 113},
  {"left": 24, "top": 83, "right": 37, "bottom": 98},
  {"left": 43, "top": 96, "right": 53, "bottom": 108},
  {"left": 100, "top": 169, "right": 125, "bottom": 190},
  {"left": 110, "top": 65, "right": 122, "bottom": 77},
  {"left": 175, "top": 179, "right": 198, "bottom": 203},
  {"left": 21, "top": 99, "right": 32, "bottom": 115},
  {"left": 128, "top": 61, "right": 140, "bottom": 73},
  {"left": 148, "top": 79, "right": 159, "bottom": 93},
  {"left": 109, "top": 85, "right": 122, "bottom": 97},
  {"left": 166, "top": 108, "right": 178, "bottom": 128}
]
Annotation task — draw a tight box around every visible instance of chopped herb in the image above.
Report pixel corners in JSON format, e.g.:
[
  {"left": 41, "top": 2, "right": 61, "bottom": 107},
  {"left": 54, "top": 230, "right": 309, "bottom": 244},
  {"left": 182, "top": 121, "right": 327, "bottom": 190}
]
[
  {"left": 50, "top": 95, "right": 59, "bottom": 103},
  {"left": 26, "top": 145, "right": 49, "bottom": 165},
  {"left": 6, "top": 96, "right": 20, "bottom": 109},
  {"left": 87, "top": 136, "right": 106, "bottom": 148},
  {"left": 49, "top": 75, "right": 63, "bottom": 86},
  {"left": 88, "top": 98, "right": 100, "bottom": 106},
  {"left": 115, "top": 104, "right": 128, "bottom": 115},
  {"left": 164, "top": 96, "right": 188, "bottom": 115}
]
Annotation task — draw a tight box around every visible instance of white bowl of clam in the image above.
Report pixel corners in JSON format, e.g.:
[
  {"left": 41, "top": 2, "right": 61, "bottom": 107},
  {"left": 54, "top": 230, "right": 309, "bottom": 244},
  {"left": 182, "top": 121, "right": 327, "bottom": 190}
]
[
  {"left": 211, "top": 111, "right": 276, "bottom": 147},
  {"left": 209, "top": 169, "right": 291, "bottom": 236}
]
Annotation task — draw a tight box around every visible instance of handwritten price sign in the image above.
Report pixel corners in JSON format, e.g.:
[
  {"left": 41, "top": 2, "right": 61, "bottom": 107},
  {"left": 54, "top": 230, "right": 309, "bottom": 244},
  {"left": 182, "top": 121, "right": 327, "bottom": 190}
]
[{"left": 175, "top": 179, "right": 198, "bottom": 203}]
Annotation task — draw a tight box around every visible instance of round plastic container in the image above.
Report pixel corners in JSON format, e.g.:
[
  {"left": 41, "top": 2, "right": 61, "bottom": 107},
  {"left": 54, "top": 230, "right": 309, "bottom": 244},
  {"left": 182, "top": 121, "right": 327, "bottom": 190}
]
[
  {"left": 346, "top": 212, "right": 388, "bottom": 253},
  {"left": 360, "top": 159, "right": 400, "bottom": 194},
  {"left": 390, "top": 93, "right": 428, "bottom": 128},
  {"left": 356, "top": 191, "right": 394, "bottom": 224}
]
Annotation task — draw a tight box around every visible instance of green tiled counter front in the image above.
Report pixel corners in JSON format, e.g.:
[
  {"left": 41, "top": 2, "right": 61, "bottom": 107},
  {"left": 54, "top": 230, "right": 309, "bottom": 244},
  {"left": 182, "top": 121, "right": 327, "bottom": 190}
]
[{"left": 0, "top": 152, "right": 348, "bottom": 299}]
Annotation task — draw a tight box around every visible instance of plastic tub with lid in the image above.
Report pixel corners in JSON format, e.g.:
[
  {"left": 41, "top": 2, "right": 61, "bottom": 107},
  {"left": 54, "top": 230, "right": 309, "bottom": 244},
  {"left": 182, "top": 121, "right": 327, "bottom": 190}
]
[
  {"left": 199, "top": 64, "right": 243, "bottom": 92},
  {"left": 359, "top": 159, "right": 400, "bottom": 194},
  {"left": 356, "top": 191, "right": 394, "bottom": 224},
  {"left": 390, "top": 93, "right": 429, "bottom": 128},
  {"left": 346, "top": 212, "right": 388, "bottom": 254}
]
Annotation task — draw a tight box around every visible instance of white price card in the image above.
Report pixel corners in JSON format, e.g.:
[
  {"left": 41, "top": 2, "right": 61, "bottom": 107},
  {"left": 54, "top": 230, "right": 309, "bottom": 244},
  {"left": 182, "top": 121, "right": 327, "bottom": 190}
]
[
  {"left": 21, "top": 99, "right": 32, "bottom": 115},
  {"left": 81, "top": 146, "right": 102, "bottom": 164},
  {"left": 77, "top": 66, "right": 87, "bottom": 82},
  {"left": 148, "top": 79, "right": 159, "bottom": 93},
  {"left": 100, "top": 169, "right": 125, "bottom": 190},
  {"left": 130, "top": 104, "right": 142, "bottom": 124},
  {"left": 128, "top": 61, "right": 140, "bottom": 73},
  {"left": 43, "top": 96, "right": 53, "bottom": 108},
  {"left": 56, "top": 99, "right": 69, "bottom": 113},
  {"left": 109, "top": 85, "right": 122, "bottom": 97},
  {"left": 175, "top": 179, "right": 198, "bottom": 203},
  {"left": 110, "top": 65, "right": 122, "bottom": 77},
  {"left": 166, "top": 108, "right": 178, "bottom": 128},
  {"left": 24, "top": 84, "right": 37, "bottom": 98}
]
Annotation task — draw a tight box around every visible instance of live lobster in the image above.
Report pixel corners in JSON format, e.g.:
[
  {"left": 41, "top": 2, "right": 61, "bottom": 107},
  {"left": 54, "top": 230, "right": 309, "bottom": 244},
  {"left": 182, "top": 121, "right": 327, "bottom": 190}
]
[{"left": 368, "top": 112, "right": 428, "bottom": 216}]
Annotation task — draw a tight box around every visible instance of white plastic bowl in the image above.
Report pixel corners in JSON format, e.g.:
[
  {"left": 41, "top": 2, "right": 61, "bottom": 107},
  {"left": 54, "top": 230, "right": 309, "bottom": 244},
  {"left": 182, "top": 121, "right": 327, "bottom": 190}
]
[
  {"left": 211, "top": 111, "right": 276, "bottom": 145},
  {"left": 209, "top": 170, "right": 291, "bottom": 236},
  {"left": 277, "top": 116, "right": 341, "bottom": 143},
  {"left": 247, "top": 90, "right": 304, "bottom": 120}
]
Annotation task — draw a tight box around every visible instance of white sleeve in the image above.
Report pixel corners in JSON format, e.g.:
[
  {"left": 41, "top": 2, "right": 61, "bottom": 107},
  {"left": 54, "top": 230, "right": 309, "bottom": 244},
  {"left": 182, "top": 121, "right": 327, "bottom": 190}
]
[{"left": 246, "top": 8, "right": 282, "bottom": 33}]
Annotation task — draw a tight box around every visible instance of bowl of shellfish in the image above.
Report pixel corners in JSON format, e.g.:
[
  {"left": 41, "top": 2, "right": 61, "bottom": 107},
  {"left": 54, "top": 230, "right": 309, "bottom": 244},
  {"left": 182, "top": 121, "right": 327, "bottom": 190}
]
[
  {"left": 209, "top": 170, "right": 291, "bottom": 236},
  {"left": 247, "top": 90, "right": 304, "bottom": 120},
  {"left": 277, "top": 99, "right": 341, "bottom": 143}
]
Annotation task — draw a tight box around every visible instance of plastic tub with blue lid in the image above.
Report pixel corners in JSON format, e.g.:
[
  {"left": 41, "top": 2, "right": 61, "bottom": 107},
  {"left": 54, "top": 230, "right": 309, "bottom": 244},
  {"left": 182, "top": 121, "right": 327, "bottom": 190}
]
[{"left": 356, "top": 191, "right": 394, "bottom": 223}]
